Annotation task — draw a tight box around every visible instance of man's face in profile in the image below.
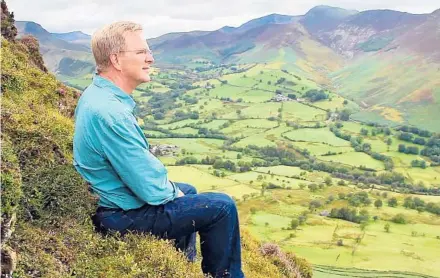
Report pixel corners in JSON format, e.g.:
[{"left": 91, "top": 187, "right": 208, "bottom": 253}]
[{"left": 119, "top": 30, "right": 154, "bottom": 84}]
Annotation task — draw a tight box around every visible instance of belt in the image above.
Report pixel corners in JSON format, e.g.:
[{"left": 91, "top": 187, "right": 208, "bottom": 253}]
[{"left": 96, "top": 206, "right": 121, "bottom": 213}]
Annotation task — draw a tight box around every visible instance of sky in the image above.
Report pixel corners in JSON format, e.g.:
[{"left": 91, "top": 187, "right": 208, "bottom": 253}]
[{"left": 9, "top": 0, "right": 440, "bottom": 38}]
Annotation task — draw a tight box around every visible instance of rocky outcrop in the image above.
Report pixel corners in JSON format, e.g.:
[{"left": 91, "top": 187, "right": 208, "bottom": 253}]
[{"left": 1, "top": 0, "right": 17, "bottom": 41}]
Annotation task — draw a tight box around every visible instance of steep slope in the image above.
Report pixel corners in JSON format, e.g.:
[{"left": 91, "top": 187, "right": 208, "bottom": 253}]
[
  {"left": 313, "top": 10, "right": 427, "bottom": 58},
  {"left": 149, "top": 13, "right": 299, "bottom": 65},
  {"left": 0, "top": 2, "right": 312, "bottom": 277},
  {"left": 149, "top": 14, "right": 344, "bottom": 85},
  {"left": 330, "top": 9, "right": 440, "bottom": 131},
  {"left": 16, "top": 21, "right": 94, "bottom": 75}
]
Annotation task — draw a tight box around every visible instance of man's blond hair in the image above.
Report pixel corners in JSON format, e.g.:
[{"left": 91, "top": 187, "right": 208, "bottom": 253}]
[{"left": 91, "top": 21, "right": 143, "bottom": 73}]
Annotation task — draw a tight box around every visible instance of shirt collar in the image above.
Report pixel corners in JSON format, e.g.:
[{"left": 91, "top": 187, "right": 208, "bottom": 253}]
[{"left": 92, "top": 73, "right": 136, "bottom": 112}]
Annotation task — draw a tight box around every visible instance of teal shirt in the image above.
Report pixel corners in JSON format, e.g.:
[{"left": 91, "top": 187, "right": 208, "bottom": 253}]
[{"left": 73, "top": 75, "right": 178, "bottom": 210}]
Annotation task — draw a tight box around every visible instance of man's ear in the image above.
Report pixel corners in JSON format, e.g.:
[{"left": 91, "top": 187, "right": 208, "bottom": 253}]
[{"left": 109, "top": 53, "right": 123, "bottom": 71}]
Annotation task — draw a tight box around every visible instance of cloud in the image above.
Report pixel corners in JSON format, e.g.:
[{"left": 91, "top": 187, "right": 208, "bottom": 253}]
[{"left": 8, "top": 0, "right": 439, "bottom": 38}]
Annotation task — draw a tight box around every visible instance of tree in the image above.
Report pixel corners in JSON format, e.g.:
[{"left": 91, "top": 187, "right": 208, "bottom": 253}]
[
  {"left": 287, "top": 94, "right": 297, "bottom": 100},
  {"left": 386, "top": 138, "right": 393, "bottom": 146},
  {"left": 325, "top": 176, "right": 333, "bottom": 186},
  {"left": 290, "top": 219, "right": 299, "bottom": 230},
  {"left": 384, "top": 223, "right": 390, "bottom": 233},
  {"left": 388, "top": 197, "right": 398, "bottom": 207},
  {"left": 398, "top": 144, "right": 406, "bottom": 153},
  {"left": 374, "top": 199, "right": 383, "bottom": 209},
  {"left": 309, "top": 200, "right": 322, "bottom": 211},
  {"left": 339, "top": 109, "right": 351, "bottom": 121},
  {"left": 298, "top": 213, "right": 308, "bottom": 225},
  {"left": 308, "top": 184, "right": 318, "bottom": 192},
  {"left": 391, "top": 213, "right": 406, "bottom": 224}
]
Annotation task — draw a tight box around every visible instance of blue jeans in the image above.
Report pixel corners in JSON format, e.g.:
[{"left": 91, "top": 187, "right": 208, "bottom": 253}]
[{"left": 92, "top": 182, "right": 244, "bottom": 278}]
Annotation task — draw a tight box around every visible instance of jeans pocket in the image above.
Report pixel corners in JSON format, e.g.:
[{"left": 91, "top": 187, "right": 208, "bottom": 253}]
[{"left": 99, "top": 212, "right": 134, "bottom": 235}]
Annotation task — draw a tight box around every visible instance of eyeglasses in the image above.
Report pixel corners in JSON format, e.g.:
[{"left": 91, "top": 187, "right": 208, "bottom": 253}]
[{"left": 117, "top": 48, "right": 153, "bottom": 56}]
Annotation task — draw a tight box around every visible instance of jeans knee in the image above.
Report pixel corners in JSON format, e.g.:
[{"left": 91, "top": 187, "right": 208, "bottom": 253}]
[
  {"left": 187, "top": 184, "right": 197, "bottom": 194},
  {"left": 177, "top": 182, "right": 197, "bottom": 195},
  {"left": 216, "top": 193, "right": 237, "bottom": 214}
]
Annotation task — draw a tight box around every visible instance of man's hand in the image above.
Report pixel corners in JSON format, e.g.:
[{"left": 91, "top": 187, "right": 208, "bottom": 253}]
[{"left": 177, "top": 189, "right": 185, "bottom": 198}]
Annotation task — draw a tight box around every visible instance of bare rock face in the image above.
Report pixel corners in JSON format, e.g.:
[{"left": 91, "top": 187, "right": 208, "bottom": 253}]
[
  {"left": 1, "top": 0, "right": 17, "bottom": 41},
  {"left": 1, "top": 246, "right": 17, "bottom": 277},
  {"left": 149, "top": 144, "right": 180, "bottom": 156},
  {"left": 319, "top": 25, "right": 376, "bottom": 58},
  {"left": 1, "top": 212, "right": 16, "bottom": 245},
  {"left": 1, "top": 213, "right": 17, "bottom": 277}
]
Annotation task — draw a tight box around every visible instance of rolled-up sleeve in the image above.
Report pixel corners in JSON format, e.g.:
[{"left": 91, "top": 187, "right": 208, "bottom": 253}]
[{"left": 96, "top": 112, "right": 178, "bottom": 205}]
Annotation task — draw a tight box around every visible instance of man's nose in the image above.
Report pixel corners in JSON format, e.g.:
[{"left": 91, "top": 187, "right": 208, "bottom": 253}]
[{"left": 146, "top": 53, "right": 154, "bottom": 64}]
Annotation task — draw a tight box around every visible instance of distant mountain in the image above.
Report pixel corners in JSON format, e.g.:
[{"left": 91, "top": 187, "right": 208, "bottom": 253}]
[
  {"left": 300, "top": 5, "right": 359, "bottom": 34},
  {"left": 16, "top": 6, "right": 440, "bottom": 131},
  {"left": 233, "top": 13, "right": 298, "bottom": 33},
  {"left": 16, "top": 21, "right": 89, "bottom": 52},
  {"left": 53, "top": 31, "right": 91, "bottom": 46},
  {"left": 312, "top": 9, "right": 428, "bottom": 58},
  {"left": 16, "top": 21, "right": 93, "bottom": 75}
]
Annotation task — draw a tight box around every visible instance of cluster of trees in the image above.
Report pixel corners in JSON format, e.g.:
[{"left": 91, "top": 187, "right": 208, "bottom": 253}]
[
  {"left": 304, "top": 89, "right": 328, "bottom": 102},
  {"left": 148, "top": 91, "right": 182, "bottom": 120},
  {"left": 347, "top": 192, "right": 372, "bottom": 207},
  {"left": 287, "top": 94, "right": 297, "bottom": 100},
  {"left": 196, "top": 127, "right": 224, "bottom": 137},
  {"left": 398, "top": 144, "right": 419, "bottom": 155},
  {"left": 175, "top": 156, "right": 254, "bottom": 173},
  {"left": 288, "top": 212, "right": 308, "bottom": 230},
  {"left": 330, "top": 126, "right": 352, "bottom": 141},
  {"left": 411, "top": 159, "right": 427, "bottom": 168},
  {"left": 275, "top": 77, "right": 286, "bottom": 85},
  {"left": 403, "top": 197, "right": 440, "bottom": 215},
  {"left": 181, "top": 95, "right": 198, "bottom": 104},
  {"left": 173, "top": 110, "right": 199, "bottom": 121},
  {"left": 397, "top": 126, "right": 432, "bottom": 138},
  {"left": 420, "top": 136, "right": 440, "bottom": 165},
  {"left": 142, "top": 123, "right": 228, "bottom": 140},
  {"left": 337, "top": 109, "right": 352, "bottom": 121},
  {"left": 329, "top": 207, "right": 370, "bottom": 223},
  {"left": 369, "top": 127, "right": 392, "bottom": 136},
  {"left": 398, "top": 132, "right": 427, "bottom": 145},
  {"left": 236, "top": 146, "right": 427, "bottom": 193}
]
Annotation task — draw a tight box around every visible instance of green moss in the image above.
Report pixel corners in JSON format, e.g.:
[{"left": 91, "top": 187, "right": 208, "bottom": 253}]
[{"left": 0, "top": 135, "right": 22, "bottom": 219}]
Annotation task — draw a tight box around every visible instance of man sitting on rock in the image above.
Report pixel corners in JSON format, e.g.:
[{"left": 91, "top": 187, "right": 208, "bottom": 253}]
[{"left": 72, "top": 21, "right": 244, "bottom": 278}]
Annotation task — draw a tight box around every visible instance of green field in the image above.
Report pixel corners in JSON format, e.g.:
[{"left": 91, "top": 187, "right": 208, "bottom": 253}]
[
  {"left": 284, "top": 128, "right": 351, "bottom": 146},
  {"left": 319, "top": 152, "right": 385, "bottom": 170},
  {"left": 130, "top": 63, "right": 440, "bottom": 278}
]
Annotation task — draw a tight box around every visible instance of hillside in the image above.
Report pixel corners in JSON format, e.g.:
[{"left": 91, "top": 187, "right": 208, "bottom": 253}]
[
  {"left": 145, "top": 7, "right": 440, "bottom": 132},
  {"left": 15, "top": 21, "right": 94, "bottom": 75},
  {"left": 15, "top": 7, "right": 440, "bottom": 133},
  {"left": 0, "top": 2, "right": 312, "bottom": 277}
]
